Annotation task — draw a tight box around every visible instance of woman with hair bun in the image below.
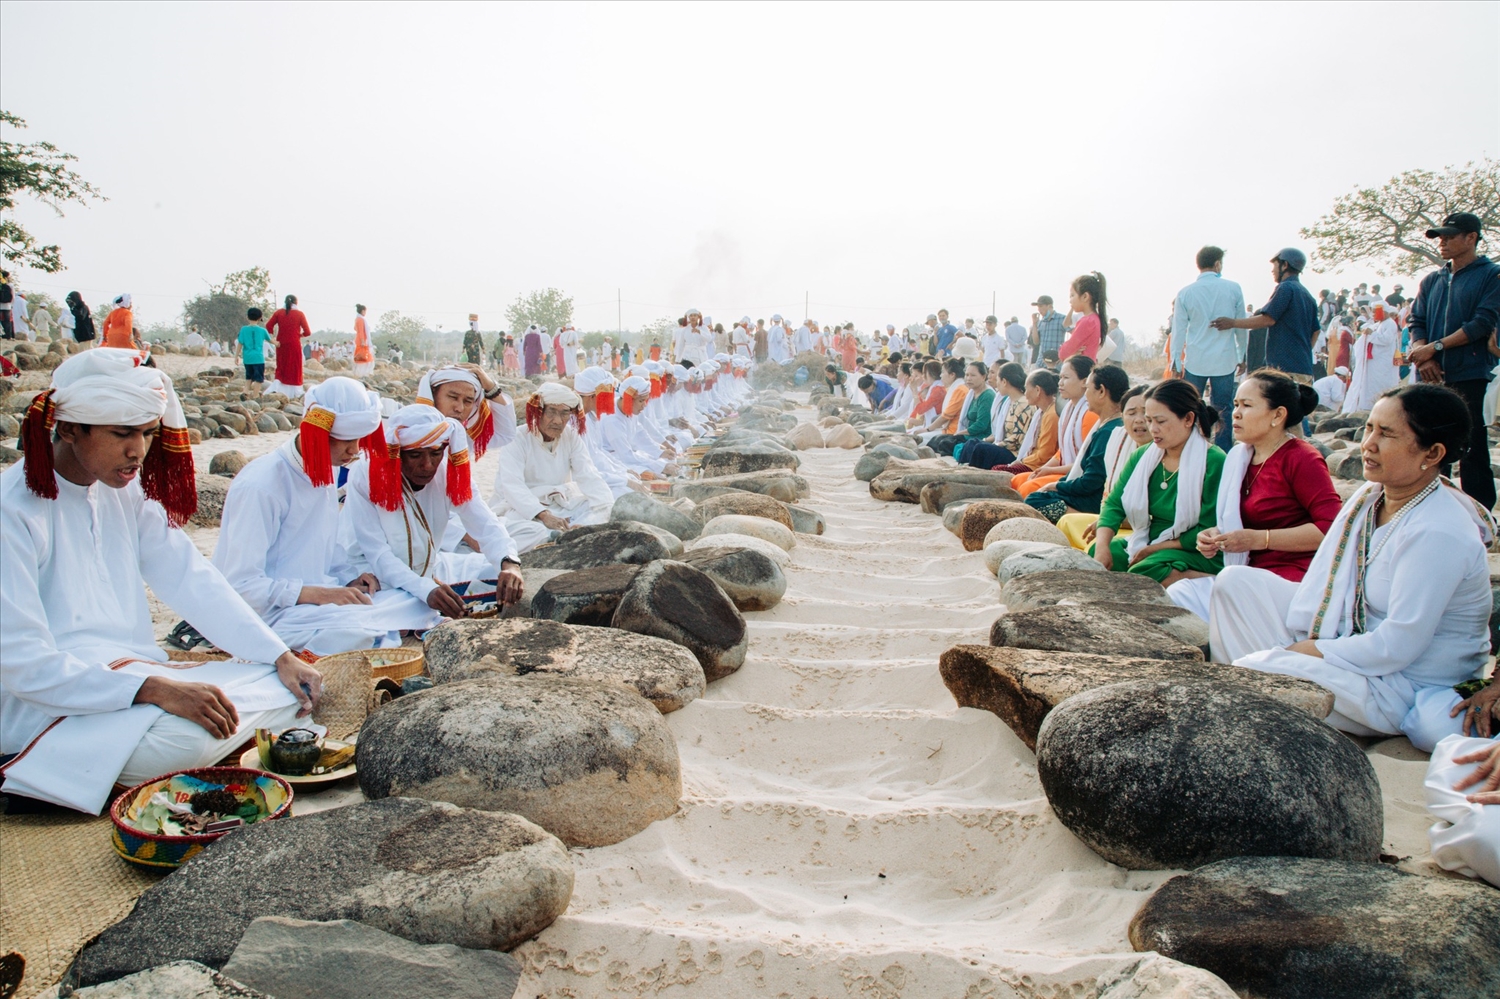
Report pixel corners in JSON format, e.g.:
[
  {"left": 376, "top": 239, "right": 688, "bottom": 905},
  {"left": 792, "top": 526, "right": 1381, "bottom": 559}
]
[
  {"left": 1092, "top": 379, "right": 1226, "bottom": 583},
  {"left": 1210, "top": 383, "right": 1496, "bottom": 752},
  {"left": 265, "top": 293, "right": 312, "bottom": 398},
  {"left": 1167, "top": 369, "right": 1343, "bottom": 619}
]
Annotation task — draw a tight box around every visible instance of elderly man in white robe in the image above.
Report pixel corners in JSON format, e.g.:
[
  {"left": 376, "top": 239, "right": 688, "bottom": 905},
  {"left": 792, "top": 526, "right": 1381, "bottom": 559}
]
[
  {"left": 491, "top": 383, "right": 614, "bottom": 552},
  {"left": 0, "top": 349, "right": 320, "bottom": 813},
  {"left": 343, "top": 405, "right": 524, "bottom": 619},
  {"left": 216, "top": 377, "right": 438, "bottom": 655}
]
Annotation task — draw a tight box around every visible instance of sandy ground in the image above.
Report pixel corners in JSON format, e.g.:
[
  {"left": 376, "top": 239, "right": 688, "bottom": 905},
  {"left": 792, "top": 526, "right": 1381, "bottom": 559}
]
[{"left": 138, "top": 392, "right": 1461, "bottom": 995}]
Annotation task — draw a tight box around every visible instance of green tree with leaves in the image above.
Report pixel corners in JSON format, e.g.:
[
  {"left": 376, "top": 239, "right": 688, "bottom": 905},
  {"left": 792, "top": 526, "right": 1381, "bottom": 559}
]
[
  {"left": 211, "top": 266, "right": 274, "bottom": 313},
  {"left": 1302, "top": 159, "right": 1500, "bottom": 276},
  {"left": 183, "top": 293, "right": 253, "bottom": 343},
  {"left": 504, "top": 288, "right": 573, "bottom": 334},
  {"left": 0, "top": 110, "right": 106, "bottom": 272},
  {"left": 376, "top": 310, "right": 426, "bottom": 357}
]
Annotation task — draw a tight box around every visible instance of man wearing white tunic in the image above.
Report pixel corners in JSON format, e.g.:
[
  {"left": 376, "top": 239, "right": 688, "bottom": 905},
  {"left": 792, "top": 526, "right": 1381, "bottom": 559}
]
[
  {"left": 767, "top": 315, "right": 789, "bottom": 363},
  {"left": 491, "top": 382, "right": 613, "bottom": 552},
  {"left": 1341, "top": 311, "right": 1401, "bottom": 413},
  {"left": 599, "top": 374, "right": 678, "bottom": 477},
  {"left": 553, "top": 324, "right": 581, "bottom": 377},
  {"left": 1209, "top": 387, "right": 1491, "bottom": 749},
  {"left": 216, "top": 377, "right": 438, "bottom": 655},
  {"left": 575, "top": 366, "right": 640, "bottom": 498},
  {"left": 1313, "top": 366, "right": 1350, "bottom": 411},
  {"left": 676, "top": 308, "right": 709, "bottom": 365},
  {"left": 792, "top": 321, "right": 814, "bottom": 355},
  {"left": 0, "top": 349, "right": 320, "bottom": 813},
  {"left": 343, "top": 405, "right": 523, "bottom": 618},
  {"left": 731, "top": 317, "right": 753, "bottom": 357}
]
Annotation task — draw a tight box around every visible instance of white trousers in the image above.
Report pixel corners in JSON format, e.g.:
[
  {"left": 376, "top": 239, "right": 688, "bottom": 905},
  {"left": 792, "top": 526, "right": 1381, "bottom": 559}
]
[
  {"left": 1167, "top": 575, "right": 1215, "bottom": 622},
  {"left": 1425, "top": 735, "right": 1500, "bottom": 888},
  {"left": 506, "top": 497, "right": 606, "bottom": 553},
  {"left": 269, "top": 588, "right": 440, "bottom": 656},
  {"left": 1209, "top": 564, "right": 1416, "bottom": 737},
  {"left": 119, "top": 702, "right": 303, "bottom": 787}
]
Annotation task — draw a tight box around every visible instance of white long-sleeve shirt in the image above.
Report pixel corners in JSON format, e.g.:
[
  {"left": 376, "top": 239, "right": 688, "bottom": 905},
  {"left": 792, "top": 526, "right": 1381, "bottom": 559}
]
[
  {"left": 0, "top": 465, "right": 289, "bottom": 756},
  {"left": 584, "top": 413, "right": 636, "bottom": 497},
  {"left": 215, "top": 438, "right": 358, "bottom": 623},
  {"left": 598, "top": 413, "right": 668, "bottom": 474},
  {"left": 490, "top": 427, "right": 614, "bottom": 523},
  {"left": 343, "top": 459, "right": 519, "bottom": 601}
]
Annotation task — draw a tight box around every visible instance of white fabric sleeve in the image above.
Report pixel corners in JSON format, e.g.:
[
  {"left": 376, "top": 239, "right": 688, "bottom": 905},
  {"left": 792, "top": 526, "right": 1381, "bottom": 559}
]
[
  {"left": 0, "top": 505, "right": 144, "bottom": 717},
  {"left": 493, "top": 440, "right": 546, "bottom": 521},
  {"left": 457, "top": 496, "right": 520, "bottom": 570},
  {"left": 570, "top": 437, "right": 615, "bottom": 516},
  {"left": 489, "top": 396, "right": 518, "bottom": 451},
  {"left": 216, "top": 471, "right": 304, "bottom": 615}
]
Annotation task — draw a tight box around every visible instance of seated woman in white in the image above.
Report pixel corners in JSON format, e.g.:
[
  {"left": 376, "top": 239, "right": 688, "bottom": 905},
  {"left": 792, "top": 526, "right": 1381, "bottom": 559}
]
[
  {"left": 1209, "top": 384, "right": 1492, "bottom": 748},
  {"left": 1424, "top": 730, "right": 1500, "bottom": 888}
]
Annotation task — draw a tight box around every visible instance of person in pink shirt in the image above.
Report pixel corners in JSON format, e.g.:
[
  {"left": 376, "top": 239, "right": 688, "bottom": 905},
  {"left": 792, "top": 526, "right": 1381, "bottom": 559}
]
[{"left": 1060, "top": 272, "right": 1108, "bottom": 360}]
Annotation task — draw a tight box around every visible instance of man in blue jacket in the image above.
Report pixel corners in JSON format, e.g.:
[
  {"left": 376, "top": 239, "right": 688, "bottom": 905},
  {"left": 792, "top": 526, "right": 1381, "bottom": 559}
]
[{"left": 1406, "top": 212, "right": 1500, "bottom": 510}]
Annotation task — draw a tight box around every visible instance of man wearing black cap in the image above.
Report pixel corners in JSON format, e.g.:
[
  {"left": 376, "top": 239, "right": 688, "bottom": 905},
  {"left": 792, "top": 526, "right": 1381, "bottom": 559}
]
[{"left": 1406, "top": 212, "right": 1500, "bottom": 509}]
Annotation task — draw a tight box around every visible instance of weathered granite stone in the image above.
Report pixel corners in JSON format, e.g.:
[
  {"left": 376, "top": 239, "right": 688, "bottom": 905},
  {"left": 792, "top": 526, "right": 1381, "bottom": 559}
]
[
  {"left": 996, "top": 545, "right": 1106, "bottom": 581},
  {"left": 69, "top": 962, "right": 271, "bottom": 998},
  {"left": 1095, "top": 956, "right": 1237, "bottom": 999},
  {"left": 424, "top": 617, "right": 704, "bottom": 713},
  {"left": 610, "top": 491, "right": 702, "bottom": 541},
  {"left": 685, "top": 532, "right": 791, "bottom": 568},
  {"left": 529, "top": 563, "right": 642, "bottom": 626},
  {"left": 871, "top": 463, "right": 1018, "bottom": 505},
  {"left": 221, "top": 917, "right": 520, "bottom": 999},
  {"left": 73, "top": 799, "right": 573, "bottom": 987},
  {"left": 941, "top": 502, "right": 971, "bottom": 536},
  {"left": 1001, "top": 568, "right": 1173, "bottom": 610},
  {"left": 982, "top": 516, "right": 1068, "bottom": 547},
  {"left": 871, "top": 442, "right": 919, "bottom": 460},
  {"left": 982, "top": 540, "right": 1062, "bottom": 575},
  {"left": 854, "top": 451, "right": 892, "bottom": 481},
  {"left": 785, "top": 503, "right": 825, "bottom": 535},
  {"left": 784, "top": 423, "right": 825, "bottom": 449},
  {"left": 208, "top": 450, "right": 247, "bottom": 478},
  {"left": 939, "top": 645, "right": 1334, "bottom": 751},
  {"left": 920, "top": 479, "right": 1024, "bottom": 515},
  {"left": 518, "top": 527, "right": 671, "bottom": 570},
  {"left": 1129, "top": 856, "right": 1500, "bottom": 999},
  {"left": 822, "top": 423, "right": 864, "bottom": 448},
  {"left": 687, "top": 468, "right": 810, "bottom": 503},
  {"left": 699, "top": 513, "right": 795, "bottom": 551},
  {"left": 676, "top": 545, "right": 787, "bottom": 611},
  {"left": 358, "top": 677, "right": 681, "bottom": 847},
  {"left": 989, "top": 605, "right": 1204, "bottom": 661},
  {"left": 1088, "top": 601, "right": 1211, "bottom": 653},
  {"left": 1037, "top": 679, "right": 1383, "bottom": 869},
  {"left": 613, "top": 559, "right": 748, "bottom": 681},
  {"left": 695, "top": 491, "right": 795, "bottom": 530},
  {"left": 699, "top": 445, "right": 799, "bottom": 477},
  {"left": 189, "top": 474, "right": 229, "bottom": 528},
  {"left": 559, "top": 519, "right": 684, "bottom": 557}
]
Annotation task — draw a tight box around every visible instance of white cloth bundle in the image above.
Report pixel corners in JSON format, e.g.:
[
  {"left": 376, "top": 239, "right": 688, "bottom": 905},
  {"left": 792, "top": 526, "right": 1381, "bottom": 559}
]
[
  {"left": 1122, "top": 431, "right": 1209, "bottom": 561},
  {"left": 1214, "top": 442, "right": 1256, "bottom": 567}
]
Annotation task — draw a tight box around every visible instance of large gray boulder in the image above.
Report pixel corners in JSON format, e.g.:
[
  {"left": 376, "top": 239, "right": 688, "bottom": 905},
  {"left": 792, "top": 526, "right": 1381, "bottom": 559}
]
[
  {"left": 1129, "top": 856, "right": 1500, "bottom": 999},
  {"left": 854, "top": 451, "right": 894, "bottom": 482},
  {"left": 610, "top": 491, "right": 702, "bottom": 541},
  {"left": 996, "top": 545, "right": 1105, "bottom": 581},
  {"left": 941, "top": 502, "right": 971, "bottom": 536},
  {"left": 73, "top": 799, "right": 573, "bottom": 987},
  {"left": 518, "top": 526, "right": 671, "bottom": 571},
  {"left": 424, "top": 617, "right": 704, "bottom": 713},
  {"left": 69, "top": 962, "right": 271, "bottom": 998},
  {"left": 1001, "top": 568, "right": 1173, "bottom": 610},
  {"left": 939, "top": 645, "right": 1333, "bottom": 751},
  {"left": 1036, "top": 678, "right": 1383, "bottom": 869},
  {"left": 677, "top": 545, "right": 787, "bottom": 611},
  {"left": 357, "top": 676, "right": 681, "bottom": 847},
  {"left": 1088, "top": 600, "right": 1211, "bottom": 653},
  {"left": 529, "top": 563, "right": 642, "bottom": 626},
  {"left": 695, "top": 490, "right": 795, "bottom": 530},
  {"left": 686, "top": 468, "right": 810, "bottom": 503},
  {"left": 981, "top": 539, "right": 1060, "bottom": 575},
  {"left": 560, "top": 519, "right": 684, "bottom": 556},
  {"left": 920, "top": 479, "right": 1026, "bottom": 516},
  {"left": 207, "top": 450, "right": 247, "bottom": 478},
  {"left": 989, "top": 605, "right": 1204, "bottom": 661},
  {"left": 612, "top": 559, "right": 749, "bottom": 681},
  {"left": 221, "top": 917, "right": 520, "bottom": 999},
  {"left": 699, "top": 445, "right": 799, "bottom": 477}
]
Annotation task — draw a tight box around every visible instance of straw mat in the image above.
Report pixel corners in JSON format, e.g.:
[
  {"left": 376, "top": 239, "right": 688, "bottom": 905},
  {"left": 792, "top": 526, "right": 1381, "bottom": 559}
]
[{"left": 0, "top": 812, "right": 158, "bottom": 999}]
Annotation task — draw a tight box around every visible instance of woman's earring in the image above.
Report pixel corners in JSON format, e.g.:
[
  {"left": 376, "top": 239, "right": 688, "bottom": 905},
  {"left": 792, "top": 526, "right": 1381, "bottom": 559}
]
[{"left": 1421, "top": 464, "right": 1427, "bottom": 470}]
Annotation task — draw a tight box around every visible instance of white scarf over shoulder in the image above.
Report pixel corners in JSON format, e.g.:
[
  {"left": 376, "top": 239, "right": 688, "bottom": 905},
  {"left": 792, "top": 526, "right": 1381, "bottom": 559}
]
[
  {"left": 1058, "top": 397, "right": 1091, "bottom": 464},
  {"left": 1122, "top": 431, "right": 1209, "bottom": 560},
  {"left": 1214, "top": 442, "right": 1256, "bottom": 567}
]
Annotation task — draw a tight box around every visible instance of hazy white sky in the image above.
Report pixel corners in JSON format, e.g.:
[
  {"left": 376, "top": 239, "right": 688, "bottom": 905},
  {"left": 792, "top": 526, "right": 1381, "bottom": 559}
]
[{"left": 2, "top": 1, "right": 1496, "bottom": 340}]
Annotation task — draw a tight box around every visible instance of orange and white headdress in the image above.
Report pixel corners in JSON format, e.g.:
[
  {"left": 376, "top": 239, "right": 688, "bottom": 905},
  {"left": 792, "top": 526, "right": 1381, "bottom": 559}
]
[
  {"left": 298, "top": 376, "right": 387, "bottom": 489},
  {"left": 524, "top": 382, "right": 586, "bottom": 436},
  {"left": 574, "top": 367, "right": 617, "bottom": 415},
  {"left": 617, "top": 375, "right": 650, "bottom": 417},
  {"left": 416, "top": 366, "right": 495, "bottom": 456},
  {"left": 21, "top": 347, "right": 197, "bottom": 526},
  {"left": 366, "top": 403, "right": 472, "bottom": 511}
]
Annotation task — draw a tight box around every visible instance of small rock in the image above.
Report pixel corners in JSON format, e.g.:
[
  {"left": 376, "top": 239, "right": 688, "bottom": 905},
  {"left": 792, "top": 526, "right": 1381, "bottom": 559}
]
[
  {"left": 920, "top": 479, "right": 1027, "bottom": 516},
  {"left": 990, "top": 605, "right": 1203, "bottom": 660},
  {"left": 822, "top": 423, "right": 863, "bottom": 448},
  {"left": 207, "top": 450, "right": 247, "bottom": 478},
  {"left": 996, "top": 545, "right": 1104, "bottom": 581},
  {"left": 699, "top": 514, "right": 795, "bottom": 551},
  {"left": 941, "top": 502, "right": 971, "bottom": 536},
  {"left": 784, "top": 423, "right": 825, "bottom": 449},
  {"left": 255, "top": 414, "right": 278, "bottom": 433},
  {"left": 1129, "top": 856, "right": 1500, "bottom": 999},
  {"left": 1001, "top": 568, "right": 1173, "bottom": 610},
  {"left": 358, "top": 677, "right": 681, "bottom": 847},
  {"left": 529, "top": 563, "right": 642, "bottom": 626},
  {"left": 854, "top": 451, "right": 893, "bottom": 481},
  {"left": 612, "top": 559, "right": 748, "bottom": 681},
  {"left": 982, "top": 540, "right": 1061, "bottom": 575},
  {"left": 1037, "top": 678, "right": 1382, "bottom": 868},
  {"left": 870, "top": 442, "right": 918, "bottom": 460},
  {"left": 685, "top": 532, "right": 791, "bottom": 568},
  {"left": 695, "top": 491, "right": 795, "bottom": 530},
  {"left": 785, "top": 504, "right": 825, "bottom": 535},
  {"left": 73, "top": 799, "right": 573, "bottom": 987},
  {"left": 1095, "top": 955, "right": 1238, "bottom": 999},
  {"left": 983, "top": 516, "right": 1068, "bottom": 547},
  {"left": 69, "top": 961, "right": 271, "bottom": 998},
  {"left": 214, "top": 425, "right": 239, "bottom": 439},
  {"left": 610, "top": 491, "right": 702, "bottom": 540},
  {"left": 939, "top": 645, "right": 1333, "bottom": 751},
  {"left": 221, "top": 916, "right": 520, "bottom": 999},
  {"left": 0, "top": 412, "right": 19, "bottom": 439},
  {"left": 677, "top": 545, "right": 787, "bottom": 611},
  {"left": 425, "top": 613, "right": 704, "bottom": 712},
  {"left": 518, "top": 527, "right": 672, "bottom": 571}
]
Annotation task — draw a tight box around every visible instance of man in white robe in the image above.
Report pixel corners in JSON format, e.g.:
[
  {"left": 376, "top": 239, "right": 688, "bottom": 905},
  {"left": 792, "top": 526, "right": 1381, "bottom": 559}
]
[
  {"left": 599, "top": 374, "right": 679, "bottom": 477},
  {"left": 792, "top": 321, "right": 814, "bottom": 355},
  {"left": 767, "top": 315, "right": 789, "bottom": 363},
  {"left": 0, "top": 349, "right": 320, "bottom": 813},
  {"left": 1341, "top": 312, "right": 1401, "bottom": 413},
  {"left": 1313, "top": 366, "right": 1350, "bottom": 411},
  {"left": 343, "top": 405, "right": 522, "bottom": 618},
  {"left": 216, "top": 378, "right": 438, "bottom": 655},
  {"left": 731, "top": 317, "right": 753, "bottom": 357},
  {"left": 886, "top": 324, "right": 908, "bottom": 355},
  {"left": 554, "top": 324, "right": 581, "bottom": 377},
  {"left": 575, "top": 366, "right": 640, "bottom": 498},
  {"left": 491, "top": 382, "right": 614, "bottom": 552}
]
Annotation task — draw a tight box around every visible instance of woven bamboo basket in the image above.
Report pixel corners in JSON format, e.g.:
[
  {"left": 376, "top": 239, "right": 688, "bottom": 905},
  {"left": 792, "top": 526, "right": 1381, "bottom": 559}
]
[
  {"left": 165, "top": 649, "right": 231, "bottom": 663},
  {"left": 309, "top": 647, "right": 425, "bottom": 740}
]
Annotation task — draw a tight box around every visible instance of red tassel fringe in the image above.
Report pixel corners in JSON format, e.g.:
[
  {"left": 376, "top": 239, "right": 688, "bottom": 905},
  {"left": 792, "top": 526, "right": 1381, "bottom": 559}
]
[
  {"left": 299, "top": 408, "right": 336, "bottom": 487},
  {"left": 525, "top": 397, "right": 543, "bottom": 434},
  {"left": 366, "top": 432, "right": 404, "bottom": 512},
  {"left": 595, "top": 390, "right": 615, "bottom": 415},
  {"left": 446, "top": 450, "right": 473, "bottom": 506},
  {"left": 470, "top": 401, "right": 495, "bottom": 457},
  {"left": 141, "top": 425, "right": 198, "bottom": 527},
  {"left": 22, "top": 390, "right": 58, "bottom": 501}
]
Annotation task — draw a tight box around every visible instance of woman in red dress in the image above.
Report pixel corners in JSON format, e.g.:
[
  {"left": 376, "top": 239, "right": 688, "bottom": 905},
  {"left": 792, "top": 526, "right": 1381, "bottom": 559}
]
[
  {"left": 266, "top": 294, "right": 311, "bottom": 398},
  {"left": 1168, "top": 369, "right": 1343, "bottom": 619}
]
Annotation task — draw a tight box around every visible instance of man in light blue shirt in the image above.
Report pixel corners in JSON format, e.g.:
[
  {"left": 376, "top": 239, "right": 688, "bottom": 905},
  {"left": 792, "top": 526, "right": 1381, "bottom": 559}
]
[{"left": 1170, "top": 245, "right": 1246, "bottom": 448}]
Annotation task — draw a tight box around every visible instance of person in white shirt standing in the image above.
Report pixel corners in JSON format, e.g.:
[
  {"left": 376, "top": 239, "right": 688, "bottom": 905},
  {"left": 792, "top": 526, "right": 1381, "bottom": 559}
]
[
  {"left": 1004, "top": 316, "right": 1029, "bottom": 364},
  {"left": 979, "top": 315, "right": 1006, "bottom": 367},
  {"left": 731, "top": 316, "right": 753, "bottom": 357},
  {"left": 1169, "top": 245, "right": 1247, "bottom": 448}
]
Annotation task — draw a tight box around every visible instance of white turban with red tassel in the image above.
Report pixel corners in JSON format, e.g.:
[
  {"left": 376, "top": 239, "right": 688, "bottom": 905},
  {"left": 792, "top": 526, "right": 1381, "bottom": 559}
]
[
  {"left": 22, "top": 347, "right": 197, "bottom": 526},
  {"left": 415, "top": 366, "right": 495, "bottom": 455},
  {"left": 297, "top": 377, "right": 386, "bottom": 489},
  {"left": 573, "top": 367, "right": 617, "bottom": 415},
  {"left": 365, "top": 404, "right": 473, "bottom": 512}
]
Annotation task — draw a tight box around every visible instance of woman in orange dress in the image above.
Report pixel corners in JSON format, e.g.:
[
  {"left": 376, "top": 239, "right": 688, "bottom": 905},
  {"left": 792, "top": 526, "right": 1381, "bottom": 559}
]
[
  {"left": 101, "top": 293, "right": 138, "bottom": 349},
  {"left": 353, "top": 304, "right": 374, "bottom": 378},
  {"left": 1014, "top": 354, "right": 1097, "bottom": 496}
]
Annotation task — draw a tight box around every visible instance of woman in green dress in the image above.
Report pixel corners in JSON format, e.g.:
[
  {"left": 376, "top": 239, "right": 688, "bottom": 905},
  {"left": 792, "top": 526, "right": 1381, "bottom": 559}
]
[{"left": 1092, "top": 379, "right": 1226, "bottom": 584}]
